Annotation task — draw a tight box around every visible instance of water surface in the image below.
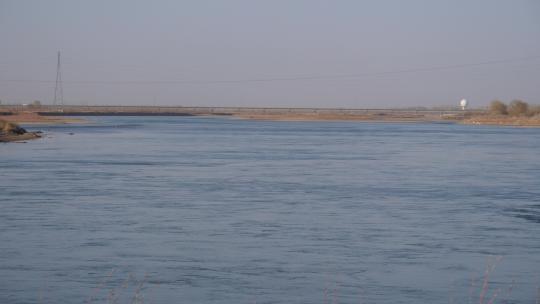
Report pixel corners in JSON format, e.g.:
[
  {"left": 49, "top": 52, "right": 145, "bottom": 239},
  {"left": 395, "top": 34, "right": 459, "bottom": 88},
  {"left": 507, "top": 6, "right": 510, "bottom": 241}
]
[{"left": 1, "top": 117, "right": 540, "bottom": 303}]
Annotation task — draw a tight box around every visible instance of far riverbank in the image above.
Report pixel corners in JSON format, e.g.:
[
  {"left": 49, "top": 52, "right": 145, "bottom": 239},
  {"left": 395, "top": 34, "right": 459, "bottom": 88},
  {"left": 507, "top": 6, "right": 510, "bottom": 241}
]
[{"left": 1, "top": 105, "right": 540, "bottom": 127}]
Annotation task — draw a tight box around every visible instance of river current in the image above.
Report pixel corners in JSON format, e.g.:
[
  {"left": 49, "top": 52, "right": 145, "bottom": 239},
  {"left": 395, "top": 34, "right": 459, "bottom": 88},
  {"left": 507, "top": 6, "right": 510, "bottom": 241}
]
[{"left": 1, "top": 116, "right": 539, "bottom": 303}]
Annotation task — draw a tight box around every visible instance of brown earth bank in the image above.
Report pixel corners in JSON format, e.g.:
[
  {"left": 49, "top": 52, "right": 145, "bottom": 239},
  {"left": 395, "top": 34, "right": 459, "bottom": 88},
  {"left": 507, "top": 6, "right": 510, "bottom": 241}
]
[
  {"left": 0, "top": 119, "right": 41, "bottom": 142},
  {"left": 2, "top": 106, "right": 540, "bottom": 126},
  {"left": 0, "top": 111, "right": 83, "bottom": 124},
  {"left": 462, "top": 114, "right": 540, "bottom": 127},
  {"left": 232, "top": 112, "right": 454, "bottom": 122},
  {"left": 1, "top": 105, "right": 470, "bottom": 123}
]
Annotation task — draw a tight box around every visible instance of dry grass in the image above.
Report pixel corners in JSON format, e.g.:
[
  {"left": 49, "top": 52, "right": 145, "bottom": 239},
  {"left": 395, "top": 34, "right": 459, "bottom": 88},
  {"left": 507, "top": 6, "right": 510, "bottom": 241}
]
[
  {"left": 0, "top": 119, "right": 42, "bottom": 142},
  {"left": 0, "top": 119, "right": 24, "bottom": 133},
  {"left": 477, "top": 256, "right": 502, "bottom": 304},
  {"left": 33, "top": 263, "right": 540, "bottom": 304},
  {"left": 83, "top": 271, "right": 149, "bottom": 304}
]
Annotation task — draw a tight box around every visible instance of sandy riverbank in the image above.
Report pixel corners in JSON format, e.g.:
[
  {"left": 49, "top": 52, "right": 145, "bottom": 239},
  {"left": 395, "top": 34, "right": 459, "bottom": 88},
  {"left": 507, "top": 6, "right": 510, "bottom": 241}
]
[
  {"left": 232, "top": 112, "right": 461, "bottom": 122},
  {"left": 0, "top": 111, "right": 84, "bottom": 124},
  {"left": 461, "top": 114, "right": 540, "bottom": 127},
  {"left": 232, "top": 112, "right": 540, "bottom": 126},
  {"left": 229, "top": 112, "right": 540, "bottom": 126},
  {"left": 2, "top": 107, "right": 540, "bottom": 127}
]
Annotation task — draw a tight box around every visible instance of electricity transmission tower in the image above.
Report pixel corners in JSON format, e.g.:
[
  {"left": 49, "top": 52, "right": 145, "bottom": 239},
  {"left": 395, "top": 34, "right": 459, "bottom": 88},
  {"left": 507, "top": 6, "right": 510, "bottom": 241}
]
[{"left": 53, "top": 51, "right": 64, "bottom": 106}]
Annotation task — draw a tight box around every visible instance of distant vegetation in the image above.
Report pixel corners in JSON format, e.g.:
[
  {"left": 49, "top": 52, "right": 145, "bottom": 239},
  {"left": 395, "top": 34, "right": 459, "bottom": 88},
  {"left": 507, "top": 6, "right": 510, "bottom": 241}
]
[
  {"left": 488, "top": 99, "right": 540, "bottom": 117},
  {"left": 488, "top": 100, "right": 507, "bottom": 115}
]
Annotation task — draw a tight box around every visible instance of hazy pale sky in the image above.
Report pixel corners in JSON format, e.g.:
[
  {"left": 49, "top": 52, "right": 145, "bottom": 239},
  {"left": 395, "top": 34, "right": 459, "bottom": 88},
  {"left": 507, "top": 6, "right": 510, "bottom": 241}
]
[{"left": 1, "top": 0, "right": 539, "bottom": 108}]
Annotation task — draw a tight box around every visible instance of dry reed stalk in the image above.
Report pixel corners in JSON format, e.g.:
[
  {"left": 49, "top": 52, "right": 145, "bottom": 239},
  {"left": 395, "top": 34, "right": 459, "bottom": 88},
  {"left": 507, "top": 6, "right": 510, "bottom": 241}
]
[
  {"left": 104, "top": 272, "right": 146, "bottom": 304},
  {"left": 86, "top": 268, "right": 115, "bottom": 304},
  {"left": 486, "top": 287, "right": 501, "bottom": 304},
  {"left": 323, "top": 286, "right": 329, "bottom": 304},
  {"left": 499, "top": 279, "right": 515, "bottom": 304},
  {"left": 479, "top": 256, "right": 502, "bottom": 304},
  {"left": 332, "top": 283, "right": 339, "bottom": 304},
  {"left": 131, "top": 272, "right": 148, "bottom": 304}
]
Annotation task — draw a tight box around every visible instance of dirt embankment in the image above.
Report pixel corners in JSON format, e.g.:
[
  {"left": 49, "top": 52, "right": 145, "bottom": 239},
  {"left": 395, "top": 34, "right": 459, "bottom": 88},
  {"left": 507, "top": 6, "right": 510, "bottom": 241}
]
[
  {"left": 462, "top": 114, "right": 540, "bottom": 127},
  {"left": 233, "top": 112, "right": 451, "bottom": 122},
  {"left": 0, "top": 119, "right": 41, "bottom": 142},
  {"left": 5, "top": 106, "right": 539, "bottom": 126},
  {"left": 0, "top": 111, "right": 82, "bottom": 124}
]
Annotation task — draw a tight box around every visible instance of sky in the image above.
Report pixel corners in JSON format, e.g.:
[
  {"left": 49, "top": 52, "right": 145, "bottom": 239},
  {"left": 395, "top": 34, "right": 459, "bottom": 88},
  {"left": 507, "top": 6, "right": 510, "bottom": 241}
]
[{"left": 1, "top": 0, "right": 539, "bottom": 108}]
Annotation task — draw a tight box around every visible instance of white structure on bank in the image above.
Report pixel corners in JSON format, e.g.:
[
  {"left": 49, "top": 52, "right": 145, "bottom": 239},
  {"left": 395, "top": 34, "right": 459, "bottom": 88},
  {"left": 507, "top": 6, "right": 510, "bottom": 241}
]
[{"left": 460, "top": 99, "right": 468, "bottom": 110}]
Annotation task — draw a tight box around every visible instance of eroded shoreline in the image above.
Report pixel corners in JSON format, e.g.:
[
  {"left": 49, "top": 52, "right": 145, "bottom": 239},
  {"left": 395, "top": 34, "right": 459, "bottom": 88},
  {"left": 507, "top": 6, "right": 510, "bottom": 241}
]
[{"left": 0, "top": 119, "right": 42, "bottom": 142}]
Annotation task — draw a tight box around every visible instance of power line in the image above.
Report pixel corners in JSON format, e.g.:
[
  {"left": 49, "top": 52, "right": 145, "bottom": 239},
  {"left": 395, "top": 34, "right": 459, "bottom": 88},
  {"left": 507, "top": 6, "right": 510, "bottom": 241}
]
[{"left": 1, "top": 55, "right": 539, "bottom": 86}]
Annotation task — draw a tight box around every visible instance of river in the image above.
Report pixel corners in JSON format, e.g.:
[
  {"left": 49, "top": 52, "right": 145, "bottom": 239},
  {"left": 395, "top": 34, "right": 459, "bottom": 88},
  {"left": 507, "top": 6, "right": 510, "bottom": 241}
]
[{"left": 1, "top": 116, "right": 539, "bottom": 303}]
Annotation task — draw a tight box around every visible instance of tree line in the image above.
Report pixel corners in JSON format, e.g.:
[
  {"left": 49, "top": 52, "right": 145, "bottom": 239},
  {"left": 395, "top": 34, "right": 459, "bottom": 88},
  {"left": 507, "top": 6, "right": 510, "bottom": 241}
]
[{"left": 489, "top": 100, "right": 540, "bottom": 116}]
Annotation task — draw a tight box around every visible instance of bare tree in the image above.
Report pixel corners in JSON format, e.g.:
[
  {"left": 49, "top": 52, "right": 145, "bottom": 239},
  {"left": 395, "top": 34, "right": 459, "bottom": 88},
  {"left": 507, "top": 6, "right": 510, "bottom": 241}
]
[
  {"left": 488, "top": 100, "right": 507, "bottom": 115},
  {"left": 508, "top": 100, "right": 528, "bottom": 116}
]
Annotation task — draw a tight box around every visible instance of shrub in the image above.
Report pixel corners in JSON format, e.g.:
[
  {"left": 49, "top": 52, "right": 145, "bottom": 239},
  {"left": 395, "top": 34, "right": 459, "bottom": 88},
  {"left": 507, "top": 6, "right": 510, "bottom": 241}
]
[
  {"left": 0, "top": 120, "right": 26, "bottom": 134},
  {"left": 527, "top": 104, "right": 540, "bottom": 117},
  {"left": 488, "top": 100, "right": 507, "bottom": 115},
  {"left": 508, "top": 100, "right": 529, "bottom": 116}
]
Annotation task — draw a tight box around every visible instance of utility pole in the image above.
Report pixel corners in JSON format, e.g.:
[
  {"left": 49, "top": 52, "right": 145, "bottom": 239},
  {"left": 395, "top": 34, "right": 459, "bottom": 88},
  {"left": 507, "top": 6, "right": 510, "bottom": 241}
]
[{"left": 54, "top": 51, "right": 64, "bottom": 106}]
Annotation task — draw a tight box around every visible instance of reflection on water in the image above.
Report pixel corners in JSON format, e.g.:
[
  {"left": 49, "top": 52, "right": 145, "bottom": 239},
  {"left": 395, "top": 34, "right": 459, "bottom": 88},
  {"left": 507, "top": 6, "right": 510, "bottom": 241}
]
[{"left": 1, "top": 117, "right": 540, "bottom": 303}]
